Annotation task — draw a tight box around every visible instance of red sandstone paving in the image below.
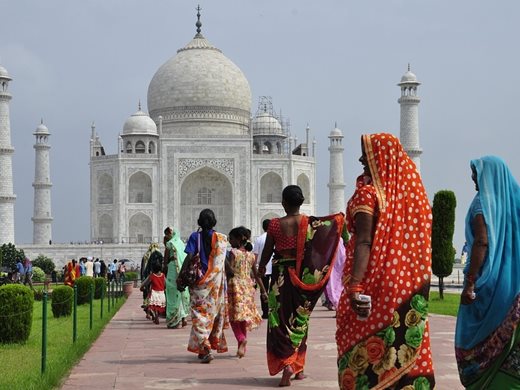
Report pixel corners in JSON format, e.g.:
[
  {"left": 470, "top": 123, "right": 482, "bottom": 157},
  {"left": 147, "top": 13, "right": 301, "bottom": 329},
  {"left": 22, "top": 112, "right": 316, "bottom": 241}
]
[{"left": 60, "top": 289, "right": 463, "bottom": 389}]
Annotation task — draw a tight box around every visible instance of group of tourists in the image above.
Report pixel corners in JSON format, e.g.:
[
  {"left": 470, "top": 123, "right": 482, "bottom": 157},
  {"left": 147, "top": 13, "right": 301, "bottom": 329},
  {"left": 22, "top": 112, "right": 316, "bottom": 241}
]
[
  {"left": 137, "top": 132, "right": 520, "bottom": 389},
  {"left": 63, "top": 257, "right": 125, "bottom": 287},
  {"left": 10, "top": 257, "right": 34, "bottom": 289}
]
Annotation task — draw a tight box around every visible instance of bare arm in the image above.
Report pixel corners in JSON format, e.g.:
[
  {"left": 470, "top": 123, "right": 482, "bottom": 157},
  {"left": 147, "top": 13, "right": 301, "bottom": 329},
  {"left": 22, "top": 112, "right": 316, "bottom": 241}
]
[
  {"left": 251, "top": 263, "right": 268, "bottom": 298},
  {"left": 225, "top": 251, "right": 235, "bottom": 278},
  {"left": 461, "top": 214, "right": 488, "bottom": 305},
  {"left": 258, "top": 234, "right": 275, "bottom": 277},
  {"left": 351, "top": 212, "right": 375, "bottom": 282},
  {"left": 139, "top": 275, "right": 151, "bottom": 291},
  {"left": 349, "top": 212, "right": 375, "bottom": 317}
]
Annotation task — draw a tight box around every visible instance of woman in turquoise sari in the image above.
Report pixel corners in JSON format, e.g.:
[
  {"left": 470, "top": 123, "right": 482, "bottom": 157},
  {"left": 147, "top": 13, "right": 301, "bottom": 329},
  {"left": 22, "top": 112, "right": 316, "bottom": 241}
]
[
  {"left": 165, "top": 228, "right": 190, "bottom": 329},
  {"left": 455, "top": 156, "right": 520, "bottom": 389}
]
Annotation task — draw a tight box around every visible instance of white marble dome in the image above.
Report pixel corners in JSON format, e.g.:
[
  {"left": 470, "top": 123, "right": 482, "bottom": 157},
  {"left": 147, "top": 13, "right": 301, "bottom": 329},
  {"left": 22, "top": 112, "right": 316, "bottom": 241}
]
[
  {"left": 35, "top": 122, "right": 49, "bottom": 134},
  {"left": 400, "top": 70, "right": 418, "bottom": 83},
  {"left": 122, "top": 110, "right": 157, "bottom": 135},
  {"left": 329, "top": 126, "right": 342, "bottom": 137},
  {"left": 252, "top": 111, "right": 282, "bottom": 134},
  {"left": 0, "top": 65, "right": 11, "bottom": 79},
  {"left": 147, "top": 33, "right": 251, "bottom": 121}
]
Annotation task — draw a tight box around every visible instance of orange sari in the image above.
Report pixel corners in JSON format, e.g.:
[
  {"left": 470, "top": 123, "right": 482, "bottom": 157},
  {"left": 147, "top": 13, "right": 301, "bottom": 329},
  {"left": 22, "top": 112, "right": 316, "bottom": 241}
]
[
  {"left": 336, "top": 133, "right": 435, "bottom": 389},
  {"left": 64, "top": 262, "right": 80, "bottom": 287}
]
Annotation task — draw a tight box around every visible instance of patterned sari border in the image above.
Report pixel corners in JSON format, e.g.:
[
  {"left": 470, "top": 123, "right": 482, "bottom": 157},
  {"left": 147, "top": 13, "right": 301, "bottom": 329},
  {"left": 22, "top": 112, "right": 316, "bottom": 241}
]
[{"left": 363, "top": 134, "right": 386, "bottom": 212}]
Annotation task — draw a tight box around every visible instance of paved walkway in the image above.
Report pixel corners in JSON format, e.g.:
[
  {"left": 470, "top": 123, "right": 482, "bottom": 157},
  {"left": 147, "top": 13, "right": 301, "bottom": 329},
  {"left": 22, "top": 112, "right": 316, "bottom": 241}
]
[{"left": 61, "top": 288, "right": 463, "bottom": 389}]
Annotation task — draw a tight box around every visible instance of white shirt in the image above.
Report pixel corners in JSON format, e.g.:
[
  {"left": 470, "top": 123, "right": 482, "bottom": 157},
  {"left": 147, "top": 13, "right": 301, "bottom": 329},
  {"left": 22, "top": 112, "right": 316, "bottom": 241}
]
[
  {"left": 85, "top": 261, "right": 94, "bottom": 277},
  {"left": 253, "top": 232, "right": 272, "bottom": 275}
]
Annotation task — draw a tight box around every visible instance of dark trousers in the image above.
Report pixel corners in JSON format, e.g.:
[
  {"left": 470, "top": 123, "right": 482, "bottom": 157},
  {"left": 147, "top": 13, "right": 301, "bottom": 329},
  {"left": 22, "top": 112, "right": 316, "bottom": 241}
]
[{"left": 261, "top": 274, "right": 271, "bottom": 318}]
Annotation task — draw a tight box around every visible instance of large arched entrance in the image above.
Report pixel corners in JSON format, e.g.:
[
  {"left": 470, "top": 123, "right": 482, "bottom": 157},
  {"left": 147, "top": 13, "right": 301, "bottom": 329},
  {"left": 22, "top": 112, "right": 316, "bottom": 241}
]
[{"left": 180, "top": 167, "right": 233, "bottom": 239}]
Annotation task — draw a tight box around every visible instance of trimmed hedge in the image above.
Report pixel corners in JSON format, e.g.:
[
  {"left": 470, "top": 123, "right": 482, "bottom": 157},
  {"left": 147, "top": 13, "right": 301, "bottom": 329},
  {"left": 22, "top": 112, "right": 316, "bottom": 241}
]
[
  {"left": 51, "top": 285, "right": 73, "bottom": 318},
  {"left": 94, "top": 277, "right": 106, "bottom": 299},
  {"left": 32, "top": 266, "right": 46, "bottom": 282},
  {"left": 125, "top": 271, "right": 138, "bottom": 281},
  {"left": 75, "top": 276, "right": 95, "bottom": 305},
  {"left": 0, "top": 284, "right": 34, "bottom": 344}
]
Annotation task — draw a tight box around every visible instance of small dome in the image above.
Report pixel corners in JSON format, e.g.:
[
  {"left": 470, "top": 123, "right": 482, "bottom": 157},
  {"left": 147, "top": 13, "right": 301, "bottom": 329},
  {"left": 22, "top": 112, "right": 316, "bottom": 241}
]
[
  {"left": 329, "top": 126, "right": 343, "bottom": 137},
  {"left": 0, "top": 65, "right": 11, "bottom": 80},
  {"left": 400, "top": 70, "right": 418, "bottom": 83},
  {"left": 252, "top": 111, "right": 282, "bottom": 135},
  {"left": 35, "top": 122, "right": 49, "bottom": 134},
  {"left": 122, "top": 110, "right": 157, "bottom": 135}
]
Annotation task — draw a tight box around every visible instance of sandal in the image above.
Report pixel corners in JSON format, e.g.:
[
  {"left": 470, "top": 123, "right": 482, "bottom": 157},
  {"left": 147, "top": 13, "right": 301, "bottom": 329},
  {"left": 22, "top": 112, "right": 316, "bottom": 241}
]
[{"left": 200, "top": 353, "right": 214, "bottom": 364}]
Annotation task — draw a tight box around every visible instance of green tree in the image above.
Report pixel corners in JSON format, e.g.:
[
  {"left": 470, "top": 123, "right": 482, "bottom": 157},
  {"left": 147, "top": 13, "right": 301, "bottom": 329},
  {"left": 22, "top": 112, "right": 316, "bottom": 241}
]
[
  {"left": 32, "top": 254, "right": 55, "bottom": 274},
  {"left": 431, "top": 190, "right": 457, "bottom": 299},
  {"left": 0, "top": 243, "right": 25, "bottom": 271}
]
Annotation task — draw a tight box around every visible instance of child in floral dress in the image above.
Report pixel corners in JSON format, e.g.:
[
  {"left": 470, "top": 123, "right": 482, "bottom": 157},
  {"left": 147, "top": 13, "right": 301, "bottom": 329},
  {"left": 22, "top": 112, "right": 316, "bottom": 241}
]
[{"left": 227, "top": 226, "right": 267, "bottom": 358}]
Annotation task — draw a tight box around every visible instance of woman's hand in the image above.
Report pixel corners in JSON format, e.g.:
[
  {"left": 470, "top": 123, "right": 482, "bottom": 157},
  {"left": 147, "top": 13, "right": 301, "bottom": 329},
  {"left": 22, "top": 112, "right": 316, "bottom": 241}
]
[
  {"left": 261, "top": 292, "right": 268, "bottom": 302},
  {"left": 350, "top": 291, "right": 371, "bottom": 318},
  {"left": 460, "top": 284, "right": 476, "bottom": 305}
]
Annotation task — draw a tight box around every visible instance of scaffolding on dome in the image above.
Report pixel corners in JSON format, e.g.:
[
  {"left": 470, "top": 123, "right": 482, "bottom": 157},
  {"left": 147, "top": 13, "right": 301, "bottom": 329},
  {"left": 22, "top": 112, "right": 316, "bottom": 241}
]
[{"left": 253, "top": 96, "right": 291, "bottom": 155}]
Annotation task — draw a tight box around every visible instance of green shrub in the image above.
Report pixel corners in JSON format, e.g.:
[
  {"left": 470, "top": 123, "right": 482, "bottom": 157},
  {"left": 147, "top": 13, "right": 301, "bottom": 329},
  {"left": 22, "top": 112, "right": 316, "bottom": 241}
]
[
  {"left": 51, "top": 285, "right": 73, "bottom": 318},
  {"left": 0, "top": 284, "right": 34, "bottom": 344},
  {"left": 94, "top": 277, "right": 106, "bottom": 299},
  {"left": 32, "top": 255, "right": 55, "bottom": 274},
  {"left": 0, "top": 243, "right": 25, "bottom": 272},
  {"left": 32, "top": 266, "right": 46, "bottom": 282},
  {"left": 432, "top": 190, "right": 457, "bottom": 299},
  {"left": 125, "top": 271, "right": 138, "bottom": 281},
  {"left": 75, "top": 276, "right": 95, "bottom": 305}
]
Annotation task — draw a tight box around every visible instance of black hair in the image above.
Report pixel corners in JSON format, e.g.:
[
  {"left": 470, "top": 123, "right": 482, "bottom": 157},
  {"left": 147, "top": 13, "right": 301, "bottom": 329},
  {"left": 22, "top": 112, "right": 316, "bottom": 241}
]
[
  {"left": 198, "top": 209, "right": 217, "bottom": 260},
  {"left": 229, "top": 226, "right": 253, "bottom": 251},
  {"left": 198, "top": 209, "right": 217, "bottom": 230},
  {"left": 151, "top": 259, "right": 162, "bottom": 274},
  {"left": 262, "top": 219, "right": 271, "bottom": 232},
  {"left": 282, "top": 185, "right": 305, "bottom": 207},
  {"left": 164, "top": 226, "right": 172, "bottom": 235}
]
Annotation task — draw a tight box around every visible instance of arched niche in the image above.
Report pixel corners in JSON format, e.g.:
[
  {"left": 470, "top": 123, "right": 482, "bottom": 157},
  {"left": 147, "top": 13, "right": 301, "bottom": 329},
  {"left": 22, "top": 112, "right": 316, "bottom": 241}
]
[
  {"left": 129, "top": 212, "right": 152, "bottom": 243},
  {"left": 260, "top": 172, "right": 283, "bottom": 203},
  {"left": 128, "top": 171, "right": 152, "bottom": 203},
  {"left": 297, "top": 174, "right": 311, "bottom": 204},
  {"left": 97, "top": 173, "right": 113, "bottom": 204}
]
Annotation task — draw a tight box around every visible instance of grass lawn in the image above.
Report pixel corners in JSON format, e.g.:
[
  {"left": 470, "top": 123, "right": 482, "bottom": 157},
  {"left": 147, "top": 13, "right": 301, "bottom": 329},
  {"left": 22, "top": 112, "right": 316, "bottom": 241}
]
[
  {"left": 429, "top": 291, "right": 460, "bottom": 317},
  {"left": 0, "top": 292, "right": 126, "bottom": 390}
]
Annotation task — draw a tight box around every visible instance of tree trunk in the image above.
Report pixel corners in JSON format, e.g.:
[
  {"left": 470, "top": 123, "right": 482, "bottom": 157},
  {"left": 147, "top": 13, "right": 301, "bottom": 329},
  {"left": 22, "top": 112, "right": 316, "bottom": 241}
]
[{"left": 439, "top": 277, "right": 444, "bottom": 300}]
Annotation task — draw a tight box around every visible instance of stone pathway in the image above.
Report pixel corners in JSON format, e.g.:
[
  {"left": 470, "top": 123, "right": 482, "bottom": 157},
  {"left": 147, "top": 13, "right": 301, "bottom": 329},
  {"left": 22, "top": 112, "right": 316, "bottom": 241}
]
[{"left": 61, "top": 289, "right": 463, "bottom": 389}]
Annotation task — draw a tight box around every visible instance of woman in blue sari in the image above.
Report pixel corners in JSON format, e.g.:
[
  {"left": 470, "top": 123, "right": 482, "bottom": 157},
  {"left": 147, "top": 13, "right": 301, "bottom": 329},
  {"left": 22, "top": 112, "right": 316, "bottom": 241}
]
[{"left": 455, "top": 156, "right": 520, "bottom": 389}]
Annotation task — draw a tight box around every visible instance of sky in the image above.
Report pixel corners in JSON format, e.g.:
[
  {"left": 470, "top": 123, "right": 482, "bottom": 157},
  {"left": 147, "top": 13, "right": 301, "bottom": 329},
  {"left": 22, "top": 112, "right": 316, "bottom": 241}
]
[{"left": 1, "top": 1, "right": 519, "bottom": 251}]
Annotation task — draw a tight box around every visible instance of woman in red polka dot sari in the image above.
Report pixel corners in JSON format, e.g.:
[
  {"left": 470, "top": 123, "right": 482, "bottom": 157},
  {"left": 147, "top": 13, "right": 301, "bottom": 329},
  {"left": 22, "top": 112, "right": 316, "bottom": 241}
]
[{"left": 336, "top": 133, "right": 435, "bottom": 389}]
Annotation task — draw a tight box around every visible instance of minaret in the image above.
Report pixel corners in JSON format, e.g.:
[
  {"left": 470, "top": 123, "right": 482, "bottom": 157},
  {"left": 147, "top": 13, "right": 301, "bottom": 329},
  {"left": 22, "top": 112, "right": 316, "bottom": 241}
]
[
  {"left": 398, "top": 64, "right": 422, "bottom": 171},
  {"left": 0, "top": 65, "right": 16, "bottom": 244},
  {"left": 328, "top": 123, "right": 346, "bottom": 214},
  {"left": 32, "top": 120, "right": 53, "bottom": 244}
]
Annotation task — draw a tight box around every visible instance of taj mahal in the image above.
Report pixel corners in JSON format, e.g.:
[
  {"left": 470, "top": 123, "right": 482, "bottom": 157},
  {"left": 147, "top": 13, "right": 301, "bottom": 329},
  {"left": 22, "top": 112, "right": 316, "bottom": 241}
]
[{"left": 0, "top": 10, "right": 423, "bottom": 266}]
